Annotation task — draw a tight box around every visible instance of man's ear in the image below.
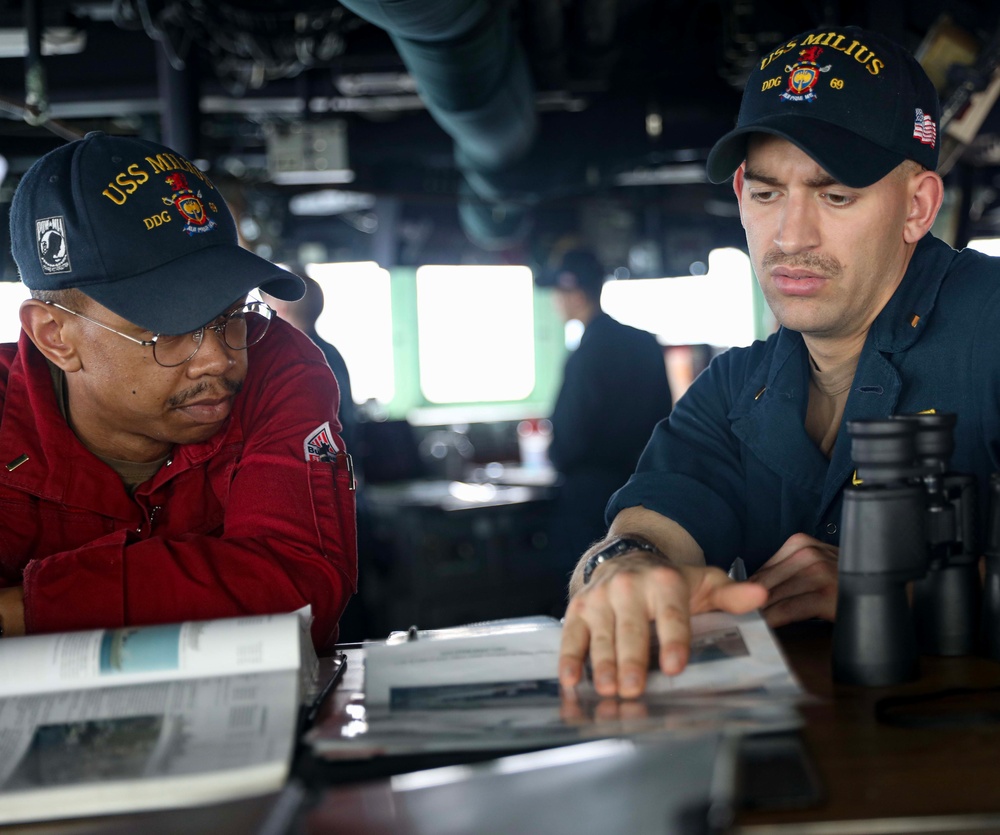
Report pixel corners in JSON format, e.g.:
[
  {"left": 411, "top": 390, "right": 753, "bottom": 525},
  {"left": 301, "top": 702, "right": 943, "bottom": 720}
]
[
  {"left": 733, "top": 163, "right": 748, "bottom": 227},
  {"left": 19, "top": 300, "right": 83, "bottom": 372},
  {"left": 903, "top": 169, "right": 945, "bottom": 244}
]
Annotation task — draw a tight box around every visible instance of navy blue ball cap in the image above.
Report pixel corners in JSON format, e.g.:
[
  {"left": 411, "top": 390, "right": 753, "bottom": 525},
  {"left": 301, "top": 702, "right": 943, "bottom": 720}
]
[
  {"left": 706, "top": 26, "right": 941, "bottom": 187},
  {"left": 10, "top": 131, "right": 304, "bottom": 334}
]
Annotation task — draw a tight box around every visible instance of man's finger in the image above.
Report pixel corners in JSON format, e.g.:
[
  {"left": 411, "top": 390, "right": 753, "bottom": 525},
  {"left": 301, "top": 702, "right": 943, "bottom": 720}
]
[
  {"left": 761, "top": 533, "right": 835, "bottom": 569},
  {"left": 558, "top": 603, "right": 593, "bottom": 689},
  {"left": 754, "top": 545, "right": 838, "bottom": 596},
  {"left": 762, "top": 563, "right": 836, "bottom": 604},
  {"left": 761, "top": 590, "right": 835, "bottom": 626},
  {"left": 586, "top": 615, "right": 620, "bottom": 697},
  {"left": 706, "top": 579, "right": 770, "bottom": 613},
  {"left": 645, "top": 566, "right": 693, "bottom": 676},
  {"left": 607, "top": 574, "right": 653, "bottom": 698},
  {"left": 761, "top": 571, "right": 837, "bottom": 624},
  {"left": 562, "top": 587, "right": 621, "bottom": 696},
  {"left": 684, "top": 564, "right": 769, "bottom": 613}
]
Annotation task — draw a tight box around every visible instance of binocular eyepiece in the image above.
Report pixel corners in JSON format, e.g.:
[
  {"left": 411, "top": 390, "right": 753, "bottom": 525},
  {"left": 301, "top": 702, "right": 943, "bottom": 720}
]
[
  {"left": 832, "top": 412, "right": 981, "bottom": 687},
  {"left": 848, "top": 412, "right": 953, "bottom": 484}
]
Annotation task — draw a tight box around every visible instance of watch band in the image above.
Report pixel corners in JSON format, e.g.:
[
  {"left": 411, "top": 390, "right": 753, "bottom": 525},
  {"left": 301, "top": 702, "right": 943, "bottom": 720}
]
[{"left": 582, "top": 536, "right": 662, "bottom": 584}]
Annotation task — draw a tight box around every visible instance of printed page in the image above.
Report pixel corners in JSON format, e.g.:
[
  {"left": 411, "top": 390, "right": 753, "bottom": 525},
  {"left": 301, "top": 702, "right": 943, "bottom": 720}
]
[
  {"left": 310, "top": 610, "right": 804, "bottom": 760},
  {"left": 583, "top": 610, "right": 803, "bottom": 698},
  {"left": 363, "top": 610, "right": 799, "bottom": 709},
  {"left": 0, "top": 668, "right": 298, "bottom": 824},
  {"left": 0, "top": 611, "right": 305, "bottom": 699},
  {"left": 384, "top": 616, "right": 563, "bottom": 645},
  {"left": 364, "top": 620, "right": 564, "bottom": 706}
]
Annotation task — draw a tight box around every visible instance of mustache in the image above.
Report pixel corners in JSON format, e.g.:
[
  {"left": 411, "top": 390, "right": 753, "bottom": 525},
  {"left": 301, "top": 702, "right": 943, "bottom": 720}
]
[
  {"left": 760, "top": 249, "right": 842, "bottom": 277},
  {"left": 168, "top": 377, "right": 242, "bottom": 408}
]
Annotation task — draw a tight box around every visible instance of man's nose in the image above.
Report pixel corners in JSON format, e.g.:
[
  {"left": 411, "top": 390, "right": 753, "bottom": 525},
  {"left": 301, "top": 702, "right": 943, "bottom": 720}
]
[
  {"left": 774, "top": 195, "right": 820, "bottom": 254},
  {"left": 186, "top": 326, "right": 237, "bottom": 375}
]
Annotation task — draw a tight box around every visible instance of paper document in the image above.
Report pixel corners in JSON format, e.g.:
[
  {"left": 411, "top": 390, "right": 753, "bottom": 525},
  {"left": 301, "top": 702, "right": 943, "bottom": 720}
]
[
  {"left": 0, "top": 610, "right": 312, "bottom": 825},
  {"left": 308, "top": 610, "right": 802, "bottom": 760},
  {"left": 365, "top": 616, "right": 563, "bottom": 707}
]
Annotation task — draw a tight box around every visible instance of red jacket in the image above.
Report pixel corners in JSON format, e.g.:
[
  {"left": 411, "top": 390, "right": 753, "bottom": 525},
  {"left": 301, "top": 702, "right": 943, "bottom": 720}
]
[{"left": 0, "top": 318, "right": 357, "bottom": 653}]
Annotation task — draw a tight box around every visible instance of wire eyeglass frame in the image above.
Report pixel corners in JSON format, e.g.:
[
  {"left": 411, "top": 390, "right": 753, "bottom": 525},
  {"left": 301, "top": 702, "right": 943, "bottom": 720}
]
[{"left": 43, "top": 299, "right": 273, "bottom": 367}]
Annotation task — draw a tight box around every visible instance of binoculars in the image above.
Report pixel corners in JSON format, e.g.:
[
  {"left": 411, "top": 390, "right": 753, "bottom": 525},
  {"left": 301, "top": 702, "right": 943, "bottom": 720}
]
[{"left": 832, "top": 413, "right": 983, "bottom": 686}]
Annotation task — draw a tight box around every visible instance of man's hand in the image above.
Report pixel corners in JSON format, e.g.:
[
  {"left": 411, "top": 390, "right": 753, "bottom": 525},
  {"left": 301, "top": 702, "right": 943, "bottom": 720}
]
[
  {"left": 0, "top": 586, "right": 26, "bottom": 637},
  {"left": 559, "top": 553, "right": 767, "bottom": 699},
  {"left": 751, "top": 533, "right": 839, "bottom": 626}
]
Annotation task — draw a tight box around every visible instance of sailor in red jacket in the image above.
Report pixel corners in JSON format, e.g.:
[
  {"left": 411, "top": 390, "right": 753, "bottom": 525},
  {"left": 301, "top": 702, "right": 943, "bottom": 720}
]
[{"left": 0, "top": 132, "right": 358, "bottom": 652}]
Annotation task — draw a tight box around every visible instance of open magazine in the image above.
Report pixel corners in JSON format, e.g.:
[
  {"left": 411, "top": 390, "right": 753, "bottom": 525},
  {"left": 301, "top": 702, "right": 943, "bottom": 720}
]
[
  {"left": 0, "top": 610, "right": 318, "bottom": 825},
  {"left": 307, "top": 610, "right": 804, "bottom": 760}
]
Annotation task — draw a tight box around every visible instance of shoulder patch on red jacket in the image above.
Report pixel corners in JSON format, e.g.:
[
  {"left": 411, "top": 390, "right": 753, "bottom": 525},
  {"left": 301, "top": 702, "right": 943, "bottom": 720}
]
[{"left": 304, "top": 421, "right": 340, "bottom": 462}]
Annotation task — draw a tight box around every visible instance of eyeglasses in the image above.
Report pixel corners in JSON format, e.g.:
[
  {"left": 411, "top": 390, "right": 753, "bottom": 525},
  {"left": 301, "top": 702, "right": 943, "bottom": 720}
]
[{"left": 44, "top": 300, "right": 273, "bottom": 368}]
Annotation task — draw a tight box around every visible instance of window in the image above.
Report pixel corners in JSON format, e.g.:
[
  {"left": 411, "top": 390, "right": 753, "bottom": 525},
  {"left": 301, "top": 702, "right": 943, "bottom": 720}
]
[
  {"left": 601, "top": 248, "right": 757, "bottom": 348},
  {"left": 0, "top": 282, "right": 30, "bottom": 344},
  {"left": 306, "top": 261, "right": 394, "bottom": 404},
  {"left": 969, "top": 238, "right": 1000, "bottom": 257},
  {"left": 416, "top": 265, "right": 535, "bottom": 403}
]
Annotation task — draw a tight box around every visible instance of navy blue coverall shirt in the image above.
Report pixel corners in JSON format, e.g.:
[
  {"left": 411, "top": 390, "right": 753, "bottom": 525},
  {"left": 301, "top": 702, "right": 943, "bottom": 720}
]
[{"left": 608, "top": 234, "right": 1000, "bottom": 574}]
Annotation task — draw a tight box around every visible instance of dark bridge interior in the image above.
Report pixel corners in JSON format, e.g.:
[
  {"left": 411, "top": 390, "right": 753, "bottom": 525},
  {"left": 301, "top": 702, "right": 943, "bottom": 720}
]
[{"left": 2, "top": 1, "right": 1000, "bottom": 277}]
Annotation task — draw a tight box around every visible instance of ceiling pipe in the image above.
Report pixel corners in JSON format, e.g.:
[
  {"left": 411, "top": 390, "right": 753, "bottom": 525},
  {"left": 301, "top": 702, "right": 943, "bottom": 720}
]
[
  {"left": 336, "top": 0, "right": 537, "bottom": 247},
  {"left": 155, "top": 41, "right": 201, "bottom": 159},
  {"left": 572, "top": 0, "right": 619, "bottom": 80},
  {"left": 23, "top": 0, "right": 47, "bottom": 125},
  {"left": 521, "top": 0, "right": 568, "bottom": 90}
]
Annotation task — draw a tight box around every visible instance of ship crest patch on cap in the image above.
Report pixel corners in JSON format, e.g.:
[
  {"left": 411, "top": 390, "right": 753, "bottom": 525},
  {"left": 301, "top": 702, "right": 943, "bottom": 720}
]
[
  {"left": 35, "top": 216, "right": 71, "bottom": 275},
  {"left": 780, "top": 46, "right": 832, "bottom": 103},
  {"left": 161, "top": 172, "right": 218, "bottom": 236}
]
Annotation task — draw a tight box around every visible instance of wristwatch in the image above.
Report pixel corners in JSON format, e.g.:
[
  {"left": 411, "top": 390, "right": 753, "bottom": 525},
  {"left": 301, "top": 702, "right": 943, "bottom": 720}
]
[{"left": 582, "top": 536, "right": 663, "bottom": 584}]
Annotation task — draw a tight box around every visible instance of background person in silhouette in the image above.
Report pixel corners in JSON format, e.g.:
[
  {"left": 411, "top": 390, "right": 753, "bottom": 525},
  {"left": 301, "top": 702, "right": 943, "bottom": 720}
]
[{"left": 535, "top": 247, "right": 672, "bottom": 609}]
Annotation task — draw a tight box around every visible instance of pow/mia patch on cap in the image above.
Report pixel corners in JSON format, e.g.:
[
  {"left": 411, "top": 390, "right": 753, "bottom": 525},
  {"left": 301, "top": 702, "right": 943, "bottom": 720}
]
[
  {"left": 35, "top": 216, "right": 71, "bottom": 274},
  {"left": 304, "top": 421, "right": 340, "bottom": 463}
]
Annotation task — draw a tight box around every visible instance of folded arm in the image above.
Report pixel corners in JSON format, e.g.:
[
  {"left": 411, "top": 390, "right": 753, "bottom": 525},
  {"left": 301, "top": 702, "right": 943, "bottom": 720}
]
[{"left": 13, "top": 329, "right": 357, "bottom": 652}]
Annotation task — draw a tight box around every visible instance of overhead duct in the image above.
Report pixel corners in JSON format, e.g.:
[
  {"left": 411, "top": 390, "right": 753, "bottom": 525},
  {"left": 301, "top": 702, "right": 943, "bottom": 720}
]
[{"left": 336, "top": 0, "right": 538, "bottom": 248}]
